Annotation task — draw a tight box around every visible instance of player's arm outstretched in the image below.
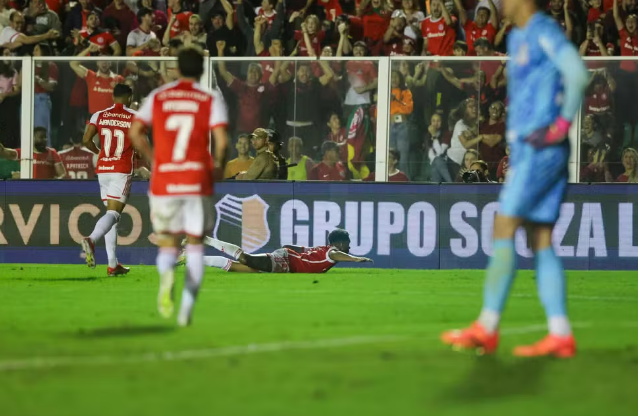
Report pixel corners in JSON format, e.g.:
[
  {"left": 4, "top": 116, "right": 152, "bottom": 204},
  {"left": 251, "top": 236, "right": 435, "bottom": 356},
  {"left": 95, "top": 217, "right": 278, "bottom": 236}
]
[
  {"left": 329, "top": 250, "right": 373, "bottom": 263},
  {"left": 528, "top": 24, "right": 588, "bottom": 148}
]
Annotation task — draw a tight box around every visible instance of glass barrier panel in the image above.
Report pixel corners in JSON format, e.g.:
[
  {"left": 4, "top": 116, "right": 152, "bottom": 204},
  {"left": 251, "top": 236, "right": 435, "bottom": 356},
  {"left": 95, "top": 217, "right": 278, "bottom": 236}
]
[
  {"left": 0, "top": 57, "right": 24, "bottom": 180},
  {"left": 212, "top": 57, "right": 380, "bottom": 182}
]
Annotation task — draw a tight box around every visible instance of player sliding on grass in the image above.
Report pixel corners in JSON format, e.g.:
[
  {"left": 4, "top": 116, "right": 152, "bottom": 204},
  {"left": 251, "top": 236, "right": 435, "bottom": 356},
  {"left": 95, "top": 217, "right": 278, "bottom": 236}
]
[
  {"left": 192, "top": 229, "right": 372, "bottom": 273},
  {"left": 441, "top": 0, "right": 588, "bottom": 357}
]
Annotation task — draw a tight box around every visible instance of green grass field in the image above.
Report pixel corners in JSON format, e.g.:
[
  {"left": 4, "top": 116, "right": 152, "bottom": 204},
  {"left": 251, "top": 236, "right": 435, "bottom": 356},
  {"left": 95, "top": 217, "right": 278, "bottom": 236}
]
[{"left": 1, "top": 265, "right": 637, "bottom": 416}]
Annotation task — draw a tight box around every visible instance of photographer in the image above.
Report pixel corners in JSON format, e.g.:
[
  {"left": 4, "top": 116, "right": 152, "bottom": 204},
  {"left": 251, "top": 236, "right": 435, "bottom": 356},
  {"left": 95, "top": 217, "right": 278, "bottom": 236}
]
[{"left": 462, "top": 160, "right": 495, "bottom": 183}]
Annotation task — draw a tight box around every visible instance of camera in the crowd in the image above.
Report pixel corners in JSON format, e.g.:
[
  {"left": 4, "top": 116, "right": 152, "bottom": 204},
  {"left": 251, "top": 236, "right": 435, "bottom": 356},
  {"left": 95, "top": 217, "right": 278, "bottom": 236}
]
[{"left": 462, "top": 169, "right": 489, "bottom": 183}]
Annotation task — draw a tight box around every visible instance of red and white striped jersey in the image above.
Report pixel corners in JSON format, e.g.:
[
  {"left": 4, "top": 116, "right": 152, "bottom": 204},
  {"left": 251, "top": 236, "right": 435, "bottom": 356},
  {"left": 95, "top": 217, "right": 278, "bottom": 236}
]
[
  {"left": 134, "top": 80, "right": 229, "bottom": 197},
  {"left": 89, "top": 103, "right": 136, "bottom": 174}
]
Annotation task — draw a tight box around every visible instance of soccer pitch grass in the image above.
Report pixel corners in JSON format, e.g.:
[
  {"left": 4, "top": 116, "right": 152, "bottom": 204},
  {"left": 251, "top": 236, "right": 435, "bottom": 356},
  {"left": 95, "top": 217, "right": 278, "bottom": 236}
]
[{"left": 1, "top": 265, "right": 637, "bottom": 416}]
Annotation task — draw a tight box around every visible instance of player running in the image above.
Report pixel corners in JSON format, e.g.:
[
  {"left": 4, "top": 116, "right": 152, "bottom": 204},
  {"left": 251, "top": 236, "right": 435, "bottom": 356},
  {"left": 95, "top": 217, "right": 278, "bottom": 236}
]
[
  {"left": 441, "top": 0, "right": 588, "bottom": 357},
  {"left": 128, "top": 47, "right": 229, "bottom": 327},
  {"left": 80, "top": 84, "right": 136, "bottom": 276},
  {"left": 195, "top": 229, "right": 372, "bottom": 273}
]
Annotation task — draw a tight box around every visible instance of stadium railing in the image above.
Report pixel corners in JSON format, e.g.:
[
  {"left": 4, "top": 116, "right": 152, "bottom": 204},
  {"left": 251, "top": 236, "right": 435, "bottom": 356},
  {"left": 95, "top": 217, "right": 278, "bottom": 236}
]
[{"left": 6, "top": 55, "right": 634, "bottom": 182}]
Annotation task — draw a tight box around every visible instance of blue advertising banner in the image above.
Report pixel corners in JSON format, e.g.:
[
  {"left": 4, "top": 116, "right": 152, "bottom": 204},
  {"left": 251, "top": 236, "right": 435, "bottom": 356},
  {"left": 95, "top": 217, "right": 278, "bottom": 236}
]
[{"left": 0, "top": 180, "right": 637, "bottom": 270}]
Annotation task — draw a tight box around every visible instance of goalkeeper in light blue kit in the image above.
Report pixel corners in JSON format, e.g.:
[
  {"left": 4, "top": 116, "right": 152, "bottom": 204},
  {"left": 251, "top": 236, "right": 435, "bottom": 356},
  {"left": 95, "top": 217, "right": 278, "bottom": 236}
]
[{"left": 441, "top": 0, "right": 588, "bottom": 357}]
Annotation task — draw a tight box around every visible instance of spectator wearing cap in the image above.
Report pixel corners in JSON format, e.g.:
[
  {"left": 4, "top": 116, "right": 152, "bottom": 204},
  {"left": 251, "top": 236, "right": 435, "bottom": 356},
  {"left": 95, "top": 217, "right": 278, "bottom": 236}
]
[
  {"left": 139, "top": 0, "right": 168, "bottom": 39},
  {"left": 165, "top": 0, "right": 193, "bottom": 43},
  {"left": 0, "top": 11, "right": 59, "bottom": 51},
  {"left": 206, "top": 0, "right": 238, "bottom": 56},
  {"left": 365, "top": 148, "right": 409, "bottom": 182},
  {"left": 421, "top": 0, "right": 456, "bottom": 56},
  {"left": 236, "top": 128, "right": 278, "bottom": 180},
  {"left": 383, "top": 10, "right": 407, "bottom": 55},
  {"left": 454, "top": 0, "right": 498, "bottom": 56},
  {"left": 265, "top": 129, "right": 288, "bottom": 180},
  {"left": 217, "top": 40, "right": 276, "bottom": 135},
  {"left": 309, "top": 141, "right": 346, "bottom": 181},
  {"left": 74, "top": 10, "right": 121, "bottom": 55},
  {"left": 103, "top": 0, "right": 137, "bottom": 48},
  {"left": 357, "top": 0, "right": 392, "bottom": 56},
  {"left": 24, "top": 0, "right": 61, "bottom": 36},
  {"left": 64, "top": 0, "right": 102, "bottom": 38},
  {"left": 286, "top": 137, "right": 315, "bottom": 180},
  {"left": 237, "top": 0, "right": 283, "bottom": 56},
  {"left": 127, "top": 8, "right": 158, "bottom": 56}
]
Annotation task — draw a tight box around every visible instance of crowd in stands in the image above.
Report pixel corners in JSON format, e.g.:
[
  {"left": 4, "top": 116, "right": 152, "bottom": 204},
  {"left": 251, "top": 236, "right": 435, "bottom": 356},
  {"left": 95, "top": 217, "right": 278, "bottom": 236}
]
[{"left": 0, "top": 0, "right": 636, "bottom": 182}]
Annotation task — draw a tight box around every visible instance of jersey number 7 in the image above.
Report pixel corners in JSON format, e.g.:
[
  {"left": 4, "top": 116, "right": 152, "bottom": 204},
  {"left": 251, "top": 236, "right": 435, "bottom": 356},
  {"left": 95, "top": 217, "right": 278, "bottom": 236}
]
[{"left": 165, "top": 114, "right": 195, "bottom": 162}]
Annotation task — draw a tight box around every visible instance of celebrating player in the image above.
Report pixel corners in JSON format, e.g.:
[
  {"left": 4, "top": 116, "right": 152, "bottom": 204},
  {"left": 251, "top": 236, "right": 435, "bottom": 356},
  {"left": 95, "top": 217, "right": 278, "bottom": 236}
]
[
  {"left": 128, "top": 47, "right": 229, "bottom": 327},
  {"left": 441, "top": 0, "right": 588, "bottom": 357},
  {"left": 80, "top": 84, "right": 136, "bottom": 277},
  {"left": 197, "top": 229, "right": 372, "bottom": 273}
]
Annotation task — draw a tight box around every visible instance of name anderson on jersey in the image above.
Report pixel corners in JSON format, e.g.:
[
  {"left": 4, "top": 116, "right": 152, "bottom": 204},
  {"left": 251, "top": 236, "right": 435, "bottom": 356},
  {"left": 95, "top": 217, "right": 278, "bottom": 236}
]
[{"left": 99, "top": 119, "right": 132, "bottom": 128}]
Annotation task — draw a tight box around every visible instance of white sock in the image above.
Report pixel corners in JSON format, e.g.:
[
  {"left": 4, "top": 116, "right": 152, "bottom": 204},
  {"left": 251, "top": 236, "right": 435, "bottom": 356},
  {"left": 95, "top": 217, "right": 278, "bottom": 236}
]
[
  {"left": 548, "top": 316, "right": 572, "bottom": 337},
  {"left": 89, "top": 210, "right": 120, "bottom": 243},
  {"left": 104, "top": 223, "right": 118, "bottom": 268},
  {"left": 178, "top": 244, "right": 205, "bottom": 326},
  {"left": 478, "top": 309, "right": 501, "bottom": 334},
  {"left": 204, "top": 236, "right": 242, "bottom": 259},
  {"left": 204, "top": 256, "right": 233, "bottom": 271}
]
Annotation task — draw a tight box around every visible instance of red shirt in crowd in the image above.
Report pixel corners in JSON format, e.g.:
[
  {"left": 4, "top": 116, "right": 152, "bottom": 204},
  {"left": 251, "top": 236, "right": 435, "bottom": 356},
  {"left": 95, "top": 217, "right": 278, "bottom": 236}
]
[
  {"left": 618, "top": 28, "right": 638, "bottom": 72},
  {"left": 478, "top": 120, "right": 506, "bottom": 170},
  {"left": 286, "top": 245, "right": 337, "bottom": 273},
  {"left": 327, "top": 128, "right": 347, "bottom": 162},
  {"left": 362, "top": 8, "right": 391, "bottom": 55},
  {"left": 168, "top": 9, "right": 193, "bottom": 38},
  {"left": 228, "top": 78, "right": 271, "bottom": 133},
  {"left": 464, "top": 21, "right": 496, "bottom": 55},
  {"left": 35, "top": 63, "right": 58, "bottom": 94},
  {"left": 294, "top": 30, "right": 325, "bottom": 56},
  {"left": 59, "top": 146, "right": 96, "bottom": 179},
  {"left": 103, "top": 2, "right": 138, "bottom": 47},
  {"left": 497, "top": 155, "right": 509, "bottom": 181},
  {"left": 318, "top": 0, "right": 343, "bottom": 21},
  {"left": 80, "top": 29, "right": 119, "bottom": 52},
  {"left": 421, "top": 15, "right": 457, "bottom": 56},
  {"left": 85, "top": 70, "right": 125, "bottom": 115},
  {"left": 364, "top": 170, "right": 409, "bottom": 181},
  {"left": 16, "top": 148, "right": 62, "bottom": 179},
  {"left": 308, "top": 161, "right": 346, "bottom": 180},
  {"left": 585, "top": 85, "right": 612, "bottom": 115}
]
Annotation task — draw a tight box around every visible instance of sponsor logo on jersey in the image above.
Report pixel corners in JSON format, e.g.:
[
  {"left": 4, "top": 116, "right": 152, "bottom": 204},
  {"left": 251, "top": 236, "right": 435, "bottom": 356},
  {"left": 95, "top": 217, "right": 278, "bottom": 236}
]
[
  {"left": 98, "top": 165, "right": 115, "bottom": 170},
  {"left": 102, "top": 112, "right": 133, "bottom": 119},
  {"left": 214, "top": 194, "right": 270, "bottom": 253}
]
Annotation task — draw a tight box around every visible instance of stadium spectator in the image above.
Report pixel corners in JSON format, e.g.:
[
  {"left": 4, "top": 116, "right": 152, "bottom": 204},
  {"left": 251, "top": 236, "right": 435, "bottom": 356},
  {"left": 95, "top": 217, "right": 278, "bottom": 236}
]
[
  {"left": 126, "top": 8, "right": 158, "bottom": 56},
  {"left": 140, "top": 0, "right": 168, "bottom": 39},
  {"left": 365, "top": 148, "right": 409, "bottom": 181},
  {"left": 236, "top": 128, "right": 278, "bottom": 180},
  {"left": 616, "top": 147, "right": 638, "bottom": 182},
  {"left": 24, "top": 0, "right": 62, "bottom": 36},
  {"left": 383, "top": 10, "right": 407, "bottom": 56},
  {"left": 580, "top": 21, "right": 609, "bottom": 60},
  {"left": 0, "top": 60, "right": 20, "bottom": 149},
  {"left": 421, "top": 0, "right": 456, "bottom": 56},
  {"left": 398, "top": 0, "right": 425, "bottom": 38},
  {"left": 33, "top": 44, "right": 57, "bottom": 145},
  {"left": 0, "top": 127, "right": 66, "bottom": 179},
  {"left": 580, "top": 142, "right": 612, "bottom": 182},
  {"left": 477, "top": 100, "right": 506, "bottom": 176},
  {"left": 206, "top": 5, "right": 236, "bottom": 55},
  {"left": 496, "top": 144, "right": 510, "bottom": 182},
  {"left": 446, "top": 98, "right": 480, "bottom": 180},
  {"left": 308, "top": 141, "right": 346, "bottom": 181},
  {"left": 581, "top": 114, "right": 607, "bottom": 165},
  {"left": 0, "top": 0, "right": 12, "bottom": 30},
  {"left": 103, "top": 0, "right": 136, "bottom": 48},
  {"left": 286, "top": 136, "right": 315, "bottom": 180},
  {"left": 613, "top": 0, "right": 638, "bottom": 144},
  {"left": 468, "top": 160, "right": 493, "bottom": 182},
  {"left": 179, "top": 14, "right": 206, "bottom": 47},
  {"left": 454, "top": 0, "right": 498, "bottom": 56},
  {"left": 224, "top": 134, "right": 254, "bottom": 179},
  {"left": 389, "top": 69, "right": 414, "bottom": 175},
  {"left": 266, "top": 130, "right": 288, "bottom": 179},
  {"left": 295, "top": 14, "right": 324, "bottom": 56},
  {"left": 258, "top": 0, "right": 278, "bottom": 29},
  {"left": 75, "top": 10, "right": 121, "bottom": 55},
  {"left": 548, "top": 0, "right": 576, "bottom": 41},
  {"left": 64, "top": 0, "right": 101, "bottom": 37},
  {"left": 70, "top": 43, "right": 125, "bottom": 117},
  {"left": 216, "top": 40, "right": 275, "bottom": 135},
  {"left": 237, "top": 0, "right": 283, "bottom": 56},
  {"left": 165, "top": 0, "right": 192, "bottom": 43},
  {"left": 455, "top": 148, "right": 480, "bottom": 182},
  {"left": 426, "top": 113, "right": 453, "bottom": 182},
  {"left": 0, "top": 11, "right": 59, "bottom": 51},
  {"left": 326, "top": 111, "right": 347, "bottom": 162}
]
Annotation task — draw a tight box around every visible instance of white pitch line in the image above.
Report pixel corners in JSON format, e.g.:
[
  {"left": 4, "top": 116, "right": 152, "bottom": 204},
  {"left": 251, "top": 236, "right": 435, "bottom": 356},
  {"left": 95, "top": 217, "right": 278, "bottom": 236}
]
[{"left": 0, "top": 323, "right": 583, "bottom": 373}]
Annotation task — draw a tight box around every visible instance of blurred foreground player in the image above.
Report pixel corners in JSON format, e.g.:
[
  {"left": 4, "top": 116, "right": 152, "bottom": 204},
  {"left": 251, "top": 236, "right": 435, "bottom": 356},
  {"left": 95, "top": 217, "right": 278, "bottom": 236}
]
[
  {"left": 129, "top": 47, "right": 229, "bottom": 326},
  {"left": 441, "top": 0, "right": 588, "bottom": 357},
  {"left": 80, "top": 84, "right": 135, "bottom": 276},
  {"left": 198, "top": 229, "right": 372, "bottom": 273}
]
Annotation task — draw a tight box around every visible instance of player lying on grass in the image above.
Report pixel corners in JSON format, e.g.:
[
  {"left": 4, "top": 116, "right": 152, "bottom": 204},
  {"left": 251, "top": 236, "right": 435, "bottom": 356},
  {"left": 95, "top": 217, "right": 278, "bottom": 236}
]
[{"left": 181, "top": 229, "right": 372, "bottom": 273}]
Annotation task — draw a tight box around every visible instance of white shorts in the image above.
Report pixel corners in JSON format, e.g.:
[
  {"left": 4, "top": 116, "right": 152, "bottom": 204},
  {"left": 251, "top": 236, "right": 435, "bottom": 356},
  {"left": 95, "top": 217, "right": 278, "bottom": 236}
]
[
  {"left": 267, "top": 248, "right": 290, "bottom": 273},
  {"left": 149, "top": 194, "right": 214, "bottom": 237},
  {"left": 98, "top": 173, "right": 132, "bottom": 205}
]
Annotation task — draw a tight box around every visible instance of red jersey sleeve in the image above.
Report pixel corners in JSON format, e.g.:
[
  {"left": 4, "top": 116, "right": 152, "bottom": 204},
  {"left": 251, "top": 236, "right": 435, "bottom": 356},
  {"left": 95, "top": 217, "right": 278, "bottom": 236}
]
[
  {"left": 50, "top": 149, "right": 62, "bottom": 163},
  {"left": 85, "top": 69, "right": 96, "bottom": 85}
]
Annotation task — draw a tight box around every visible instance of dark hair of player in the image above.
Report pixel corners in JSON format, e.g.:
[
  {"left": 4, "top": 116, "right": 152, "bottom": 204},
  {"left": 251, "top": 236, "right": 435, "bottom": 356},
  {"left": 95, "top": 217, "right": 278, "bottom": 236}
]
[
  {"left": 178, "top": 47, "right": 204, "bottom": 79},
  {"left": 113, "top": 83, "right": 133, "bottom": 99},
  {"left": 137, "top": 8, "right": 153, "bottom": 22},
  {"left": 328, "top": 229, "right": 350, "bottom": 246}
]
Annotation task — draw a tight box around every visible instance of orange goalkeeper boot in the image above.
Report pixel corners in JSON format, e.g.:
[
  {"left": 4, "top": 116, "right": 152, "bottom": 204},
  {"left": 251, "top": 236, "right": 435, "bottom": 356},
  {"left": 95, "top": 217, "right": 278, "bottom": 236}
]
[
  {"left": 441, "top": 321, "right": 499, "bottom": 355},
  {"left": 513, "top": 334, "right": 576, "bottom": 358}
]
